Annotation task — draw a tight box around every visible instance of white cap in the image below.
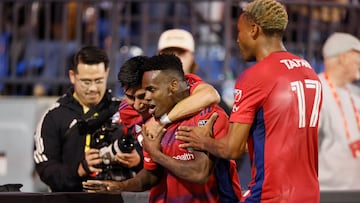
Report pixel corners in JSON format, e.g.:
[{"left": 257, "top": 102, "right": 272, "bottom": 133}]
[
  {"left": 157, "top": 29, "right": 195, "bottom": 52},
  {"left": 322, "top": 32, "right": 360, "bottom": 58}
]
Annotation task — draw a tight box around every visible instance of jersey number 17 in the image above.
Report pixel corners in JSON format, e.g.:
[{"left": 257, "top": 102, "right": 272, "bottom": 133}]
[{"left": 291, "top": 79, "right": 322, "bottom": 128}]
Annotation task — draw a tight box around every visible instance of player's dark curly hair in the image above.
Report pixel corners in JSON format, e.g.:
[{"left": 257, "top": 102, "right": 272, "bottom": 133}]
[
  {"left": 142, "top": 54, "right": 185, "bottom": 81},
  {"left": 118, "top": 55, "right": 149, "bottom": 89}
]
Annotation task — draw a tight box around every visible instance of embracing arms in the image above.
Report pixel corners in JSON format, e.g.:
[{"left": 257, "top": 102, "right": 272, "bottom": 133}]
[{"left": 176, "top": 113, "right": 251, "bottom": 160}]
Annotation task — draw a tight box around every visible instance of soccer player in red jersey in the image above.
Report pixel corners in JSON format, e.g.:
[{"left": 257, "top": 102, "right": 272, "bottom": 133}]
[
  {"left": 115, "top": 56, "right": 221, "bottom": 168},
  {"left": 117, "top": 56, "right": 221, "bottom": 142},
  {"left": 84, "top": 54, "right": 242, "bottom": 203},
  {"left": 176, "top": 0, "right": 322, "bottom": 202}
]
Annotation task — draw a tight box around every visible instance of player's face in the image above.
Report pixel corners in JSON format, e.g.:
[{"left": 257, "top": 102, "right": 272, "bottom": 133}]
[
  {"left": 237, "top": 13, "right": 256, "bottom": 62},
  {"left": 142, "top": 70, "right": 173, "bottom": 119},
  {"left": 124, "top": 87, "right": 149, "bottom": 115},
  {"left": 69, "top": 62, "right": 109, "bottom": 107}
]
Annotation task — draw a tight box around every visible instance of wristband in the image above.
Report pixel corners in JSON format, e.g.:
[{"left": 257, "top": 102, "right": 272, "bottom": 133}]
[{"left": 159, "top": 113, "right": 172, "bottom": 125}]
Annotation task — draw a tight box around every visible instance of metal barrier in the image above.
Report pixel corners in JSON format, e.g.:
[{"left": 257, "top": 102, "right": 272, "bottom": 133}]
[{"left": 0, "top": 0, "right": 359, "bottom": 96}]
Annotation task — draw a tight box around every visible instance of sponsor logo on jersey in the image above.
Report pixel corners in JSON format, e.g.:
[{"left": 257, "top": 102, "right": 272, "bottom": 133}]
[
  {"left": 198, "top": 120, "right": 208, "bottom": 126},
  {"left": 172, "top": 152, "right": 195, "bottom": 161}
]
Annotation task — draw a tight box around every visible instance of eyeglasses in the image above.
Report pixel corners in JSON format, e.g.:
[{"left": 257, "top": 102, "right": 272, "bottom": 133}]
[{"left": 75, "top": 77, "right": 106, "bottom": 89}]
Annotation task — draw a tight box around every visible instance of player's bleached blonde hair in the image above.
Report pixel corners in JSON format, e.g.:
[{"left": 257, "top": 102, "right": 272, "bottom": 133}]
[{"left": 243, "top": 0, "right": 288, "bottom": 36}]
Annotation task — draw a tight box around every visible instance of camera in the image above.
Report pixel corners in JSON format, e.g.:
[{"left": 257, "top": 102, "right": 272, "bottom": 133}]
[
  {"left": 98, "top": 132, "right": 136, "bottom": 164},
  {"left": 89, "top": 122, "right": 137, "bottom": 181}
]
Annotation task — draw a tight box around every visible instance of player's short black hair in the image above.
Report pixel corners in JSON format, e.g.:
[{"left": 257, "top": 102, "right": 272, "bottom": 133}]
[
  {"left": 142, "top": 54, "right": 185, "bottom": 81},
  {"left": 118, "top": 55, "right": 149, "bottom": 89}
]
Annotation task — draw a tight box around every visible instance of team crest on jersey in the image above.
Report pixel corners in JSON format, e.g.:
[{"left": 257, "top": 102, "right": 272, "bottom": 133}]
[
  {"left": 234, "top": 89, "right": 242, "bottom": 102},
  {"left": 186, "top": 78, "right": 195, "bottom": 88},
  {"left": 198, "top": 120, "right": 208, "bottom": 126}
]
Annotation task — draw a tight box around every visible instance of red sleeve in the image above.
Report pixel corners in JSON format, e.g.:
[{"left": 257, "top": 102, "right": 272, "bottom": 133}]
[
  {"left": 229, "top": 68, "right": 265, "bottom": 124},
  {"left": 118, "top": 100, "right": 142, "bottom": 129},
  {"left": 185, "top": 73, "right": 205, "bottom": 93}
]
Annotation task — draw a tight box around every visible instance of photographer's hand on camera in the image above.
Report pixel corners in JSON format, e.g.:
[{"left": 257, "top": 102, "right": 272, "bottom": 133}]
[
  {"left": 78, "top": 148, "right": 103, "bottom": 177},
  {"left": 114, "top": 149, "right": 141, "bottom": 168}
]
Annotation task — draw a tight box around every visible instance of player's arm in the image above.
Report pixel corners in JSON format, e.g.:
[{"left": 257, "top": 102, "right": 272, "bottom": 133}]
[
  {"left": 167, "top": 82, "right": 220, "bottom": 121},
  {"left": 142, "top": 125, "right": 216, "bottom": 184},
  {"left": 83, "top": 168, "right": 162, "bottom": 192},
  {"left": 176, "top": 114, "right": 250, "bottom": 160}
]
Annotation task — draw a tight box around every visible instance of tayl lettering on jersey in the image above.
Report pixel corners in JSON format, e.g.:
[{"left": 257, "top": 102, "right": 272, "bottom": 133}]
[
  {"left": 172, "top": 153, "right": 195, "bottom": 161},
  {"left": 280, "top": 58, "right": 312, "bottom": 70}
]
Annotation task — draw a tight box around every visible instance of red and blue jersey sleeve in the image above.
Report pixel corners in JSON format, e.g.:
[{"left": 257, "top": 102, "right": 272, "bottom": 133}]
[
  {"left": 185, "top": 73, "right": 204, "bottom": 93},
  {"left": 118, "top": 100, "right": 142, "bottom": 129},
  {"left": 229, "top": 67, "right": 267, "bottom": 124}
]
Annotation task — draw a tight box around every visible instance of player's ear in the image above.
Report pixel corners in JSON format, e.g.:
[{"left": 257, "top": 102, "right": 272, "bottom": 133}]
[
  {"left": 251, "top": 23, "right": 260, "bottom": 39},
  {"left": 168, "top": 79, "right": 178, "bottom": 95}
]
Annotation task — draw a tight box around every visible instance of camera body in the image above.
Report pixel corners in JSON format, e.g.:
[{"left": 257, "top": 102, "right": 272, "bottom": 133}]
[
  {"left": 89, "top": 122, "right": 137, "bottom": 181},
  {"left": 98, "top": 132, "right": 136, "bottom": 164}
]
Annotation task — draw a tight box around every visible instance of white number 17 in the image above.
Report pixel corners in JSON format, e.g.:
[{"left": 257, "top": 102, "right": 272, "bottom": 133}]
[{"left": 291, "top": 79, "right": 322, "bottom": 128}]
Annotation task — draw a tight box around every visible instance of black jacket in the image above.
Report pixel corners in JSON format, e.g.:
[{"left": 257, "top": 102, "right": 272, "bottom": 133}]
[{"left": 33, "top": 88, "right": 142, "bottom": 192}]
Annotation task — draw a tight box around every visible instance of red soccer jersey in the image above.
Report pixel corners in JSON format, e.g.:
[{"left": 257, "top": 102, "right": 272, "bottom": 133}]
[
  {"left": 144, "top": 105, "right": 241, "bottom": 203},
  {"left": 230, "top": 52, "right": 322, "bottom": 202}
]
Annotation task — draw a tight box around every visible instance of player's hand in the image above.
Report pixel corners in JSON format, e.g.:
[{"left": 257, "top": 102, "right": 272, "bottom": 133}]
[
  {"left": 141, "top": 124, "right": 166, "bottom": 156},
  {"left": 144, "top": 117, "right": 166, "bottom": 140},
  {"left": 176, "top": 112, "right": 218, "bottom": 151},
  {"left": 82, "top": 180, "right": 122, "bottom": 193},
  {"left": 114, "top": 149, "right": 141, "bottom": 168}
]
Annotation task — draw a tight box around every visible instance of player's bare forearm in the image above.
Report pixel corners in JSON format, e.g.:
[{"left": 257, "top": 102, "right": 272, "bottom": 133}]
[
  {"left": 122, "top": 169, "right": 160, "bottom": 192},
  {"left": 203, "top": 136, "right": 242, "bottom": 159},
  {"left": 167, "top": 83, "right": 220, "bottom": 121},
  {"left": 182, "top": 136, "right": 246, "bottom": 159},
  {"left": 82, "top": 169, "right": 159, "bottom": 193},
  {"left": 177, "top": 122, "right": 250, "bottom": 160}
]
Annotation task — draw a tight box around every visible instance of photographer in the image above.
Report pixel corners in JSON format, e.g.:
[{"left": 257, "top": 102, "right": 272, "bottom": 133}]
[{"left": 33, "top": 46, "right": 142, "bottom": 192}]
